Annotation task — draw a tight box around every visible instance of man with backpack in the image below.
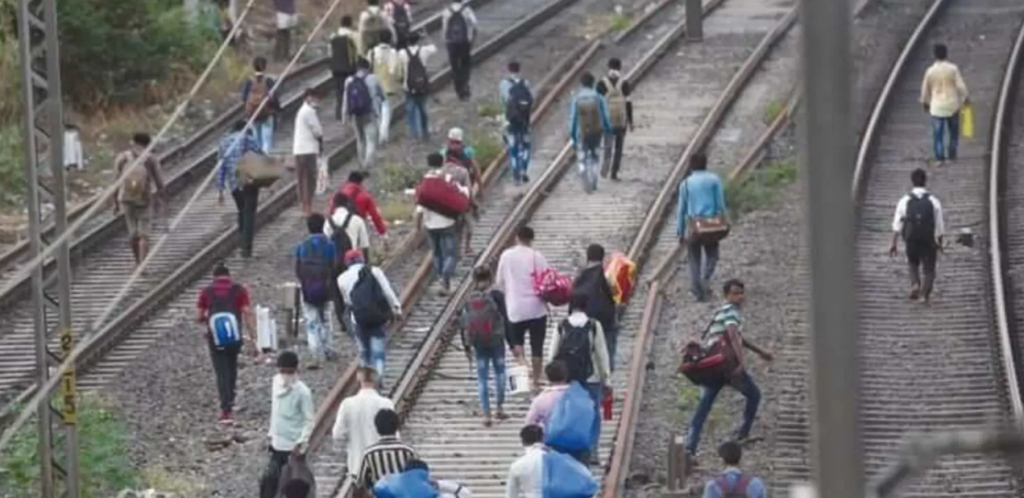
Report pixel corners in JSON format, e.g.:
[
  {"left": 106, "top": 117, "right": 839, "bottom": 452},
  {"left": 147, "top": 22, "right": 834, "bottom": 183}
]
[
  {"left": 114, "top": 132, "right": 166, "bottom": 267},
  {"left": 677, "top": 153, "right": 728, "bottom": 302},
  {"left": 342, "top": 58, "right": 387, "bottom": 168},
  {"left": 337, "top": 249, "right": 402, "bottom": 382},
  {"left": 595, "top": 58, "right": 634, "bottom": 181},
  {"left": 293, "top": 88, "right": 324, "bottom": 217},
  {"left": 197, "top": 263, "right": 257, "bottom": 424},
  {"left": 569, "top": 72, "right": 612, "bottom": 194},
  {"left": 274, "top": 0, "right": 298, "bottom": 61},
  {"left": 701, "top": 441, "right": 767, "bottom": 498},
  {"left": 330, "top": 16, "right": 360, "bottom": 121},
  {"left": 439, "top": 129, "right": 481, "bottom": 255},
  {"left": 495, "top": 226, "right": 550, "bottom": 390},
  {"left": 324, "top": 192, "right": 371, "bottom": 334},
  {"left": 293, "top": 214, "right": 339, "bottom": 369},
  {"left": 369, "top": 31, "right": 400, "bottom": 146},
  {"left": 500, "top": 61, "right": 534, "bottom": 186},
  {"left": 889, "top": 167, "right": 945, "bottom": 303},
  {"left": 395, "top": 32, "right": 437, "bottom": 141},
  {"left": 414, "top": 161, "right": 470, "bottom": 295},
  {"left": 334, "top": 171, "right": 390, "bottom": 247},
  {"left": 683, "top": 279, "right": 773, "bottom": 462},
  {"left": 384, "top": 0, "right": 414, "bottom": 50},
  {"left": 547, "top": 292, "right": 611, "bottom": 465},
  {"left": 359, "top": 0, "right": 396, "bottom": 55},
  {"left": 442, "top": 0, "right": 478, "bottom": 101},
  {"left": 458, "top": 267, "right": 509, "bottom": 426},
  {"left": 572, "top": 244, "right": 618, "bottom": 370},
  {"left": 240, "top": 56, "right": 280, "bottom": 154},
  {"left": 217, "top": 120, "right": 267, "bottom": 259}
]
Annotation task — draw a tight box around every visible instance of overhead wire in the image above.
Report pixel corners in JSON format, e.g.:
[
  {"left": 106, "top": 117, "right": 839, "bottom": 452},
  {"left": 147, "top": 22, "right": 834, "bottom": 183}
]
[{"left": 0, "top": 0, "right": 347, "bottom": 453}]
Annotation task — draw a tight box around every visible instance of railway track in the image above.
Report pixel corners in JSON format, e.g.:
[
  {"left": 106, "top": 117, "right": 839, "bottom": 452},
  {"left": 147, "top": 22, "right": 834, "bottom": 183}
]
[
  {"left": 0, "top": 0, "right": 585, "bottom": 397},
  {"left": 845, "top": 0, "right": 1024, "bottom": 495},
  {"left": 275, "top": 0, "right": 805, "bottom": 496}
]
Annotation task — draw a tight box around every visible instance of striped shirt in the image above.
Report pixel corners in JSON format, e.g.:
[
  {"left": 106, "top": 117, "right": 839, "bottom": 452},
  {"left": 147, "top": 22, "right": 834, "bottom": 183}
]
[
  {"left": 357, "top": 436, "right": 418, "bottom": 489},
  {"left": 703, "top": 303, "right": 742, "bottom": 347}
]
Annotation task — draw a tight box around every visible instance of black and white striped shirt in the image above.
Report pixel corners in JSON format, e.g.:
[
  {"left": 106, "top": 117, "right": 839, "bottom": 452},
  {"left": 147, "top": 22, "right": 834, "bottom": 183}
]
[{"left": 357, "top": 436, "right": 418, "bottom": 489}]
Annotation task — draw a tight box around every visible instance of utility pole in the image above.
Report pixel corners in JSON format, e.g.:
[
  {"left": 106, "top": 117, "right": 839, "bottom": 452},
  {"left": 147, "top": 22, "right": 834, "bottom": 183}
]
[{"left": 15, "top": 0, "right": 79, "bottom": 497}]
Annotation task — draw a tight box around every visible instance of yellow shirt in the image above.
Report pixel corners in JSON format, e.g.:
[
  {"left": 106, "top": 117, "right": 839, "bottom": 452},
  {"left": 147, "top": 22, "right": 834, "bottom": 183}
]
[
  {"left": 369, "top": 44, "right": 400, "bottom": 95},
  {"left": 920, "top": 60, "right": 968, "bottom": 118}
]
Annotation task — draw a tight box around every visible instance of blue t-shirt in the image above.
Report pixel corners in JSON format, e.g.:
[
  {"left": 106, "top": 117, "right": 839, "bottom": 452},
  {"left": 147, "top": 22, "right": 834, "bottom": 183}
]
[
  {"left": 294, "top": 234, "right": 337, "bottom": 262},
  {"left": 702, "top": 470, "right": 766, "bottom": 498}
]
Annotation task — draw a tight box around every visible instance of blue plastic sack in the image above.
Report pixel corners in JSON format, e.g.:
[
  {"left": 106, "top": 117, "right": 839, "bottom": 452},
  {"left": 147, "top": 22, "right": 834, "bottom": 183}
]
[
  {"left": 373, "top": 469, "right": 439, "bottom": 498},
  {"left": 542, "top": 451, "right": 598, "bottom": 498},
  {"left": 544, "top": 381, "right": 598, "bottom": 453}
]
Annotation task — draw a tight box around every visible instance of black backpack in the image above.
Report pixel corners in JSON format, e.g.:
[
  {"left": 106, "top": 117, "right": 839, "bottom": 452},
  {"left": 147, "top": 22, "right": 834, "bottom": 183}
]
[
  {"left": 346, "top": 75, "right": 373, "bottom": 117},
  {"left": 330, "top": 34, "right": 357, "bottom": 74},
  {"left": 505, "top": 78, "right": 533, "bottom": 131},
  {"left": 445, "top": 6, "right": 469, "bottom": 44},
  {"left": 405, "top": 47, "right": 430, "bottom": 96},
  {"left": 329, "top": 211, "right": 355, "bottom": 271},
  {"left": 296, "top": 239, "right": 335, "bottom": 305},
  {"left": 350, "top": 266, "right": 394, "bottom": 329},
  {"left": 391, "top": 2, "right": 411, "bottom": 39},
  {"left": 902, "top": 192, "right": 936, "bottom": 246},
  {"left": 554, "top": 319, "right": 595, "bottom": 383}
]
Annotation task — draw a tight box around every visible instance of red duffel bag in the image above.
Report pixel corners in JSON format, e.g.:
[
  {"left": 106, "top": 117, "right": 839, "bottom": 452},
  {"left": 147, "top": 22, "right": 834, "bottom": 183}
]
[
  {"left": 678, "top": 330, "right": 739, "bottom": 386},
  {"left": 415, "top": 172, "right": 470, "bottom": 219}
]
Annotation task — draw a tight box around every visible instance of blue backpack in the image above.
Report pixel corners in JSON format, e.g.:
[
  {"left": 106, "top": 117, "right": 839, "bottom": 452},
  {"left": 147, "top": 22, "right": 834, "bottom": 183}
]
[
  {"left": 206, "top": 283, "right": 243, "bottom": 348},
  {"left": 542, "top": 451, "right": 597, "bottom": 498},
  {"left": 347, "top": 75, "right": 373, "bottom": 117},
  {"left": 296, "top": 238, "right": 335, "bottom": 305},
  {"left": 373, "top": 469, "right": 438, "bottom": 498},
  {"left": 543, "top": 381, "right": 598, "bottom": 453}
]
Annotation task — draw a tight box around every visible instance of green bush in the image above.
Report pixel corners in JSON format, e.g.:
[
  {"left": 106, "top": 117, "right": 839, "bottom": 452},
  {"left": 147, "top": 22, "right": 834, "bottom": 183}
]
[
  {"left": 725, "top": 157, "right": 798, "bottom": 219},
  {"left": 0, "top": 126, "right": 23, "bottom": 209},
  {"left": 0, "top": 398, "right": 139, "bottom": 498}
]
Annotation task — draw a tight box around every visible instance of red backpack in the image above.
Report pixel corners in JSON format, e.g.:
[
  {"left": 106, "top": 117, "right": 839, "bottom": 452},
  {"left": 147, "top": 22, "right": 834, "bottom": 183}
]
[{"left": 715, "top": 474, "right": 751, "bottom": 498}]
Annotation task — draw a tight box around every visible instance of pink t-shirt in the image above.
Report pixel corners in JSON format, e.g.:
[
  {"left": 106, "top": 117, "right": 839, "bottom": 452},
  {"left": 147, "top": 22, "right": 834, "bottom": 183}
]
[
  {"left": 525, "top": 385, "right": 569, "bottom": 427},
  {"left": 495, "top": 245, "right": 549, "bottom": 323}
]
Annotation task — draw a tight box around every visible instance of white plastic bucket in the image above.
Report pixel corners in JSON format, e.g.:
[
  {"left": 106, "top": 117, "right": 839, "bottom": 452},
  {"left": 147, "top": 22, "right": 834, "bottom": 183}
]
[
  {"left": 507, "top": 365, "right": 531, "bottom": 396},
  {"left": 256, "top": 305, "right": 278, "bottom": 351}
]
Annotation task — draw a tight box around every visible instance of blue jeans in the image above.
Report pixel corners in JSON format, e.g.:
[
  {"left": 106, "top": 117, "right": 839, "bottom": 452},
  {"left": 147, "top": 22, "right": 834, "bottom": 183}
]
[
  {"left": 688, "top": 241, "right": 720, "bottom": 301},
  {"left": 253, "top": 117, "right": 274, "bottom": 154},
  {"left": 475, "top": 347, "right": 506, "bottom": 413},
  {"left": 931, "top": 114, "right": 959, "bottom": 160},
  {"left": 405, "top": 94, "right": 429, "bottom": 140},
  {"left": 354, "top": 320, "right": 387, "bottom": 381},
  {"left": 428, "top": 226, "right": 459, "bottom": 282},
  {"left": 684, "top": 372, "right": 761, "bottom": 455},
  {"left": 504, "top": 130, "right": 532, "bottom": 183}
]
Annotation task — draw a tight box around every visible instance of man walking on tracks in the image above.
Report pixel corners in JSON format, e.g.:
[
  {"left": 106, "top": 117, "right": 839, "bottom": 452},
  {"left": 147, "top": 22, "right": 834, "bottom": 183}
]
[
  {"left": 920, "top": 43, "right": 969, "bottom": 164},
  {"left": 442, "top": 0, "right": 478, "bottom": 101},
  {"left": 396, "top": 32, "right": 438, "bottom": 141},
  {"left": 677, "top": 153, "right": 728, "bottom": 302},
  {"left": 332, "top": 367, "right": 394, "bottom": 480},
  {"left": 596, "top": 58, "right": 634, "bottom": 180},
  {"left": 500, "top": 60, "right": 534, "bottom": 185},
  {"left": 342, "top": 58, "right": 387, "bottom": 168},
  {"left": 369, "top": 31, "right": 400, "bottom": 146},
  {"left": 572, "top": 244, "right": 618, "bottom": 368},
  {"left": 217, "top": 120, "right": 267, "bottom": 259},
  {"left": 294, "top": 214, "right": 338, "bottom": 369},
  {"left": 337, "top": 249, "right": 402, "bottom": 384},
  {"left": 330, "top": 16, "right": 360, "bottom": 121},
  {"left": 384, "top": 0, "right": 414, "bottom": 49},
  {"left": 359, "top": 0, "right": 396, "bottom": 55},
  {"left": 356, "top": 409, "right": 419, "bottom": 491},
  {"left": 700, "top": 441, "right": 767, "bottom": 498},
  {"left": 114, "top": 132, "right": 166, "bottom": 267},
  {"left": 197, "top": 263, "right": 257, "bottom": 424},
  {"left": 495, "top": 226, "right": 550, "bottom": 390},
  {"left": 260, "top": 351, "right": 315, "bottom": 498},
  {"left": 293, "top": 88, "right": 324, "bottom": 217},
  {"left": 683, "top": 279, "right": 773, "bottom": 462},
  {"left": 569, "top": 72, "right": 612, "bottom": 193},
  {"left": 240, "top": 56, "right": 280, "bottom": 154},
  {"left": 889, "top": 167, "right": 946, "bottom": 303}
]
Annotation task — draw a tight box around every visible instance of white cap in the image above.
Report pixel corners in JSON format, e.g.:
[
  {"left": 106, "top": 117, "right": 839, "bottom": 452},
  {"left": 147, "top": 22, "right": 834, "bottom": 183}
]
[{"left": 448, "top": 127, "right": 464, "bottom": 141}]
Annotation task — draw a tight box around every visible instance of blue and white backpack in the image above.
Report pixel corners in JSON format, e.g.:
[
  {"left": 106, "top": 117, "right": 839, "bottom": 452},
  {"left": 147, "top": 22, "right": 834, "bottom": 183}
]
[{"left": 206, "top": 283, "right": 243, "bottom": 348}]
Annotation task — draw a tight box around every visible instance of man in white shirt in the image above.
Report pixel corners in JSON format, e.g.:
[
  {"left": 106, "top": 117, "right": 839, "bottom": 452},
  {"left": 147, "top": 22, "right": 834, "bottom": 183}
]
[
  {"left": 920, "top": 43, "right": 969, "bottom": 164},
  {"left": 292, "top": 88, "right": 323, "bottom": 217},
  {"left": 395, "top": 32, "right": 438, "bottom": 141},
  {"left": 359, "top": 0, "right": 397, "bottom": 55},
  {"left": 337, "top": 249, "right": 402, "bottom": 381},
  {"left": 369, "top": 31, "right": 400, "bottom": 146},
  {"left": 889, "top": 168, "right": 945, "bottom": 303},
  {"left": 495, "top": 226, "right": 550, "bottom": 389},
  {"left": 332, "top": 366, "right": 395, "bottom": 478},
  {"left": 325, "top": 192, "right": 372, "bottom": 259},
  {"left": 414, "top": 157, "right": 471, "bottom": 295},
  {"left": 506, "top": 425, "right": 546, "bottom": 498}
]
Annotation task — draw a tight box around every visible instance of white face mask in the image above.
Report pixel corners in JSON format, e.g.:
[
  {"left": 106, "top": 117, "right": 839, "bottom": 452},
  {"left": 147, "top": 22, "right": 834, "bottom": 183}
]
[{"left": 279, "top": 373, "right": 297, "bottom": 387}]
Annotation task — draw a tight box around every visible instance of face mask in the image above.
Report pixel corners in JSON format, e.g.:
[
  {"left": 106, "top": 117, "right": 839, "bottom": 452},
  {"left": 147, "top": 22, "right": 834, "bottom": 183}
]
[
  {"left": 279, "top": 373, "right": 297, "bottom": 386},
  {"left": 308, "top": 99, "right": 320, "bottom": 109}
]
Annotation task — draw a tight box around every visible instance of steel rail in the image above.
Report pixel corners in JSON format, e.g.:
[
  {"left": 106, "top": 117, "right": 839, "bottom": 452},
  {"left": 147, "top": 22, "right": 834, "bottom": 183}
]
[
  {"left": 985, "top": 0, "right": 1024, "bottom": 442},
  {"left": 0, "top": 0, "right": 495, "bottom": 312},
  {"left": 0, "top": 0, "right": 583, "bottom": 447}
]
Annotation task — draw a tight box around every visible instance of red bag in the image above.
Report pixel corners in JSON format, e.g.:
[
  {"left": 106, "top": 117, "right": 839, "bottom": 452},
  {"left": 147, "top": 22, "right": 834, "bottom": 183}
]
[
  {"left": 532, "top": 257, "right": 572, "bottom": 306},
  {"left": 415, "top": 172, "right": 470, "bottom": 219},
  {"left": 602, "top": 387, "right": 613, "bottom": 420},
  {"left": 678, "top": 335, "right": 739, "bottom": 386}
]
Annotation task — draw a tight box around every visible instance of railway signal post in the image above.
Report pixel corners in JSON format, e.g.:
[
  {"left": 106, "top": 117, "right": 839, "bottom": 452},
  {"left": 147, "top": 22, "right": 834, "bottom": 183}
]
[
  {"left": 799, "top": 0, "right": 862, "bottom": 496},
  {"left": 15, "top": 0, "right": 80, "bottom": 496}
]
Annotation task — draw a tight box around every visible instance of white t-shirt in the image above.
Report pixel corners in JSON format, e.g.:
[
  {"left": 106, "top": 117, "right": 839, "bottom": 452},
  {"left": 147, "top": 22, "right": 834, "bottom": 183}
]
[
  {"left": 292, "top": 101, "right": 323, "bottom": 156},
  {"left": 495, "top": 245, "right": 549, "bottom": 323},
  {"left": 325, "top": 207, "right": 372, "bottom": 250},
  {"left": 331, "top": 388, "right": 396, "bottom": 475}
]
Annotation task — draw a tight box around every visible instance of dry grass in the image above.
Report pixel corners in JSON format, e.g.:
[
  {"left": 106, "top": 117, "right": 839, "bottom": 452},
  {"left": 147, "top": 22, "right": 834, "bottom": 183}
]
[{"left": 140, "top": 466, "right": 206, "bottom": 497}]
